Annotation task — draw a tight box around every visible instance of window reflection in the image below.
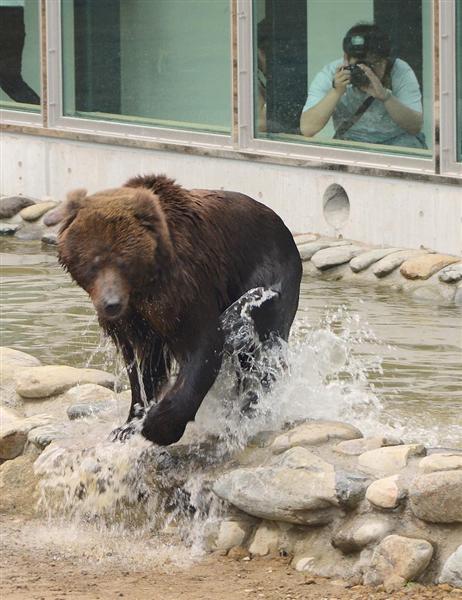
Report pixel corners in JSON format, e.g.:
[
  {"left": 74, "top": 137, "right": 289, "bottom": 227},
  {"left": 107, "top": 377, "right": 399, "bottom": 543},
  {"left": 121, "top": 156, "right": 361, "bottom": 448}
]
[
  {"left": 254, "top": 0, "right": 432, "bottom": 156},
  {"left": 0, "top": 0, "right": 40, "bottom": 110},
  {"left": 62, "top": 0, "right": 231, "bottom": 134},
  {"left": 457, "top": 0, "right": 462, "bottom": 162}
]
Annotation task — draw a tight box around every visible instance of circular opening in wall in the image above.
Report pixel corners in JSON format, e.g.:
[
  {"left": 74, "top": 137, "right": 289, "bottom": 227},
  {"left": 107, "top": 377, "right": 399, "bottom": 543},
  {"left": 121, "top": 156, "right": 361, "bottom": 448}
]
[{"left": 322, "top": 184, "right": 350, "bottom": 230}]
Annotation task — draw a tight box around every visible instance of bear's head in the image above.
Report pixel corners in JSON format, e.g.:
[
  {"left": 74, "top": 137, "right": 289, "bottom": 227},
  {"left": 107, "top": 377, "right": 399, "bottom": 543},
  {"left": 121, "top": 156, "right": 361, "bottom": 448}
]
[{"left": 58, "top": 186, "right": 173, "bottom": 322}]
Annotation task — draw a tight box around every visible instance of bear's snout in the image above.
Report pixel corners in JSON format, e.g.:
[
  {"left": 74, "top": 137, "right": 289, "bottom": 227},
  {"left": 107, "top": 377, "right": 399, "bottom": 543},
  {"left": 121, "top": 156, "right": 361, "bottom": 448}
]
[{"left": 91, "top": 267, "right": 129, "bottom": 321}]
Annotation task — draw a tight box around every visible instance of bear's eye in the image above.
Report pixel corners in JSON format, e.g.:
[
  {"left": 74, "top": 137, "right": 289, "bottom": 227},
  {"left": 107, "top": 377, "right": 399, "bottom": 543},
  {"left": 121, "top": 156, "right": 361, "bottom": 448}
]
[{"left": 139, "top": 219, "right": 156, "bottom": 233}]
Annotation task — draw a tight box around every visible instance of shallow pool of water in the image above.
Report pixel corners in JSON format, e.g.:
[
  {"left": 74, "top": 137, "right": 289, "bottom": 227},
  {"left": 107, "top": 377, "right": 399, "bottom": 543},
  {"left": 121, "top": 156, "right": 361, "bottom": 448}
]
[{"left": 1, "top": 238, "right": 461, "bottom": 448}]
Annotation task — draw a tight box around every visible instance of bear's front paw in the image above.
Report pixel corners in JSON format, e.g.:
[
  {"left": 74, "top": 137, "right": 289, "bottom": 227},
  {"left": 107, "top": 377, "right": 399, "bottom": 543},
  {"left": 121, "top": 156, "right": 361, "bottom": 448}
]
[{"left": 109, "top": 420, "right": 141, "bottom": 443}]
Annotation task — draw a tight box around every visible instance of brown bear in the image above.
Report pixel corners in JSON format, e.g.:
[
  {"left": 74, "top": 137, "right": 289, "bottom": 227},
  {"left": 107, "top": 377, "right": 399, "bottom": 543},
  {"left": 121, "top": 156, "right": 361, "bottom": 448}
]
[{"left": 57, "top": 174, "right": 302, "bottom": 445}]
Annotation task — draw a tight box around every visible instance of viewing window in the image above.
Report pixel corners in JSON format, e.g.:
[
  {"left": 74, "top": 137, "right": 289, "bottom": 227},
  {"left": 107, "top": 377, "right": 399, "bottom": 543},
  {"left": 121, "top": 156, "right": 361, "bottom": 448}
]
[
  {"left": 457, "top": 0, "right": 462, "bottom": 162},
  {"left": 254, "top": 0, "right": 433, "bottom": 157},
  {"left": 0, "top": 0, "right": 41, "bottom": 111},
  {"left": 61, "top": 0, "right": 231, "bottom": 134}
]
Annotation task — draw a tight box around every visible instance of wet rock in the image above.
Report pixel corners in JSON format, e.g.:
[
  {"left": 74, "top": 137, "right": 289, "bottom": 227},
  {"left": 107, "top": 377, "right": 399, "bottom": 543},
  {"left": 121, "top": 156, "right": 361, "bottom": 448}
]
[
  {"left": 0, "top": 195, "right": 36, "bottom": 219},
  {"left": 311, "top": 245, "right": 364, "bottom": 270},
  {"left": 67, "top": 403, "right": 112, "bottom": 420},
  {"left": 439, "top": 545, "right": 462, "bottom": 588},
  {"left": 0, "top": 222, "right": 21, "bottom": 235},
  {"left": 41, "top": 230, "right": 58, "bottom": 245},
  {"left": 0, "top": 452, "right": 41, "bottom": 516},
  {"left": 43, "top": 202, "right": 64, "bottom": 226},
  {"left": 334, "top": 436, "right": 402, "bottom": 456},
  {"left": 213, "top": 519, "right": 253, "bottom": 553},
  {"left": 15, "top": 365, "right": 116, "bottom": 399},
  {"left": 271, "top": 421, "right": 362, "bottom": 453},
  {"left": 349, "top": 248, "right": 401, "bottom": 273},
  {"left": 400, "top": 254, "right": 460, "bottom": 280},
  {"left": 363, "top": 534, "right": 433, "bottom": 587},
  {"left": 28, "top": 423, "right": 68, "bottom": 449},
  {"left": 213, "top": 459, "right": 367, "bottom": 526},
  {"left": 19, "top": 200, "right": 58, "bottom": 222},
  {"left": 271, "top": 446, "right": 334, "bottom": 472},
  {"left": 418, "top": 453, "right": 462, "bottom": 473},
  {"left": 298, "top": 240, "right": 350, "bottom": 261},
  {"left": 332, "top": 516, "right": 393, "bottom": 554},
  {"left": 249, "top": 521, "right": 280, "bottom": 556},
  {"left": 358, "top": 444, "right": 426, "bottom": 475},
  {"left": 439, "top": 262, "right": 462, "bottom": 283},
  {"left": 365, "top": 474, "right": 406, "bottom": 509},
  {"left": 372, "top": 250, "right": 427, "bottom": 278},
  {"left": 409, "top": 471, "right": 462, "bottom": 523}
]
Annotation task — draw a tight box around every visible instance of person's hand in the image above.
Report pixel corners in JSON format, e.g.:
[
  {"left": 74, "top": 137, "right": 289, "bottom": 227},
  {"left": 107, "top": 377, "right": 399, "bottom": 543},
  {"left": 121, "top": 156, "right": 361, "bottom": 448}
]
[
  {"left": 332, "top": 66, "right": 350, "bottom": 95},
  {"left": 357, "top": 64, "right": 389, "bottom": 100}
]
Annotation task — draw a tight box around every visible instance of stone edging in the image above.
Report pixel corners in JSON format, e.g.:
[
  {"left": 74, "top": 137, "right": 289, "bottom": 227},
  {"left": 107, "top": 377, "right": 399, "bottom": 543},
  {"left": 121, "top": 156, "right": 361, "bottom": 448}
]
[{"left": 294, "top": 233, "right": 462, "bottom": 305}]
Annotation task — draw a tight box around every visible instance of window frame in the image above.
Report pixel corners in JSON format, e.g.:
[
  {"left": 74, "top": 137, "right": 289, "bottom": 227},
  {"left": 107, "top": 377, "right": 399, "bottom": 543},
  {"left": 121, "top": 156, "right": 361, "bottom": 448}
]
[
  {"left": 46, "top": 0, "right": 235, "bottom": 149},
  {"left": 439, "top": 0, "right": 462, "bottom": 176},
  {"left": 237, "top": 0, "right": 438, "bottom": 177}
]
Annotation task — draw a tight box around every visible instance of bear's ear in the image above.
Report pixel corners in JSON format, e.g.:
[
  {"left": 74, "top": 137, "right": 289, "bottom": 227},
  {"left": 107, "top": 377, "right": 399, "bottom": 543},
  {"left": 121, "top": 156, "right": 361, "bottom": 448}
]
[
  {"left": 133, "top": 189, "right": 173, "bottom": 259},
  {"left": 58, "top": 188, "right": 88, "bottom": 232}
]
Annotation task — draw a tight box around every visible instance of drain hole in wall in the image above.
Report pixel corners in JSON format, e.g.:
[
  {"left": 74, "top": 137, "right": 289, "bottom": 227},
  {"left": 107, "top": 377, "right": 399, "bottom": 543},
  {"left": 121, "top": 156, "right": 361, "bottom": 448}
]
[{"left": 323, "top": 184, "right": 350, "bottom": 230}]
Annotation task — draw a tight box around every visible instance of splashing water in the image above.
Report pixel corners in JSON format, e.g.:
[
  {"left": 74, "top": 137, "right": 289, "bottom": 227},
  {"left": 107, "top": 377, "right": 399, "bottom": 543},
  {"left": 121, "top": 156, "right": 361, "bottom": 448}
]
[{"left": 32, "top": 302, "right": 455, "bottom": 566}]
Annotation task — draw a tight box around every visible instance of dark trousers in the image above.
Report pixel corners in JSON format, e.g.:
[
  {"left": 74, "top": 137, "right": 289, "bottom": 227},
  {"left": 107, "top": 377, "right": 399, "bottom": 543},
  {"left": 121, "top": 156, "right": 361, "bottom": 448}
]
[{"left": 0, "top": 7, "right": 40, "bottom": 105}]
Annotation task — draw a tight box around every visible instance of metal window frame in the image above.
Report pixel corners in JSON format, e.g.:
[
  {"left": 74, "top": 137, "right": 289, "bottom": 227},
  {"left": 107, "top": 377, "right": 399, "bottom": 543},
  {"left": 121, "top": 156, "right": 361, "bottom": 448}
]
[
  {"left": 237, "top": 0, "right": 439, "bottom": 176},
  {"left": 0, "top": 0, "right": 44, "bottom": 128},
  {"left": 45, "top": 0, "right": 234, "bottom": 149},
  {"left": 440, "top": 0, "right": 462, "bottom": 176}
]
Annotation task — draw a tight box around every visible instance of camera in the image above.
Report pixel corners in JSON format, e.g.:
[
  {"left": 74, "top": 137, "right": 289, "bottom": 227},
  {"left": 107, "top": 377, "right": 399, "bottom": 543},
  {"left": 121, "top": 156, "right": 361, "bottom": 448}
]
[{"left": 343, "top": 63, "right": 371, "bottom": 88}]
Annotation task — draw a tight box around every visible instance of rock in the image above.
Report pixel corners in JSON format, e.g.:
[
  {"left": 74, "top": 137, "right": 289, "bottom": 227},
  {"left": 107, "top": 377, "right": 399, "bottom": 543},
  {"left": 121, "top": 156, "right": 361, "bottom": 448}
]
[
  {"left": 418, "top": 453, "right": 462, "bottom": 473},
  {"left": 298, "top": 240, "right": 350, "bottom": 261},
  {"left": 366, "top": 474, "right": 406, "bottom": 509},
  {"left": 41, "top": 231, "right": 58, "bottom": 245},
  {"left": 249, "top": 521, "right": 280, "bottom": 556},
  {"left": 363, "top": 535, "right": 433, "bottom": 587},
  {"left": 334, "top": 436, "right": 402, "bottom": 456},
  {"left": 409, "top": 471, "right": 462, "bottom": 523},
  {"left": 213, "top": 464, "right": 366, "bottom": 526},
  {"left": 0, "top": 195, "right": 36, "bottom": 219},
  {"left": 400, "top": 254, "right": 460, "bottom": 280},
  {"left": 439, "top": 262, "right": 462, "bottom": 283},
  {"left": 349, "top": 248, "right": 401, "bottom": 273},
  {"left": 14, "top": 222, "right": 46, "bottom": 241},
  {"left": 372, "top": 250, "right": 427, "bottom": 278},
  {"left": 28, "top": 423, "right": 68, "bottom": 449},
  {"left": 311, "top": 245, "right": 364, "bottom": 270},
  {"left": 214, "top": 520, "right": 253, "bottom": 553},
  {"left": 0, "top": 406, "right": 53, "bottom": 460},
  {"left": 0, "top": 452, "right": 41, "bottom": 516},
  {"left": 271, "top": 421, "right": 362, "bottom": 453},
  {"left": 439, "top": 545, "right": 462, "bottom": 588},
  {"left": 332, "top": 516, "right": 393, "bottom": 554},
  {"left": 272, "top": 446, "right": 334, "bottom": 472},
  {"left": 227, "top": 546, "right": 250, "bottom": 560},
  {"left": 0, "top": 222, "right": 21, "bottom": 235},
  {"left": 19, "top": 201, "right": 58, "bottom": 222},
  {"left": 294, "top": 233, "right": 318, "bottom": 245},
  {"left": 358, "top": 444, "right": 426, "bottom": 475},
  {"left": 293, "top": 556, "right": 315, "bottom": 572},
  {"left": 15, "top": 365, "right": 116, "bottom": 399},
  {"left": 0, "top": 348, "right": 41, "bottom": 406},
  {"left": 67, "top": 403, "right": 111, "bottom": 420}
]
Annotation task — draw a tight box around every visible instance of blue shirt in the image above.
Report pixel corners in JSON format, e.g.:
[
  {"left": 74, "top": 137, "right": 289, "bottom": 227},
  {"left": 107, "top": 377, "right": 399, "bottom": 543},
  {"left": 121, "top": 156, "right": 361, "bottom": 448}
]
[{"left": 302, "top": 58, "right": 423, "bottom": 143}]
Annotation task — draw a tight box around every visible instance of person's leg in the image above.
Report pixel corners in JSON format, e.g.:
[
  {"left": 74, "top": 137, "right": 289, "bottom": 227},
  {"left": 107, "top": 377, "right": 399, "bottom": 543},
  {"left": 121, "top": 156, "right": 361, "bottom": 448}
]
[{"left": 0, "top": 7, "right": 40, "bottom": 104}]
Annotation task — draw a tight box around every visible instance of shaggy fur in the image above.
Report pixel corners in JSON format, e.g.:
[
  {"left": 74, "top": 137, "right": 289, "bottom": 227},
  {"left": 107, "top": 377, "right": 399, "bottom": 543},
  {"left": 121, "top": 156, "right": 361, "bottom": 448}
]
[{"left": 58, "top": 174, "right": 302, "bottom": 445}]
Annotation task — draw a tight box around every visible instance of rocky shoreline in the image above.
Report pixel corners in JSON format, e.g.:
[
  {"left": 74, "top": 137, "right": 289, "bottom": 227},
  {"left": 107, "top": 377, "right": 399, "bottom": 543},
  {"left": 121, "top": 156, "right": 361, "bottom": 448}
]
[
  {"left": 1, "top": 194, "right": 461, "bottom": 304},
  {"left": 1, "top": 346, "right": 461, "bottom": 593}
]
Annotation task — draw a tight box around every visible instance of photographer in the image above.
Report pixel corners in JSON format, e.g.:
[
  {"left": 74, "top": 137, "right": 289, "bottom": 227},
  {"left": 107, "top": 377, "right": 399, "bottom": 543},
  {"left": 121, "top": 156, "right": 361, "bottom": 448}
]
[{"left": 300, "top": 24, "right": 426, "bottom": 148}]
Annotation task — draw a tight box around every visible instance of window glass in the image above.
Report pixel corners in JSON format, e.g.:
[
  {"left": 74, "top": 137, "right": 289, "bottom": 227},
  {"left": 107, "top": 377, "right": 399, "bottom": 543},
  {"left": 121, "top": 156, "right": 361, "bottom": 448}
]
[
  {"left": 61, "top": 0, "right": 231, "bottom": 134},
  {"left": 0, "top": 0, "right": 41, "bottom": 111},
  {"left": 254, "top": 0, "right": 432, "bottom": 157},
  {"left": 457, "top": 0, "right": 462, "bottom": 162}
]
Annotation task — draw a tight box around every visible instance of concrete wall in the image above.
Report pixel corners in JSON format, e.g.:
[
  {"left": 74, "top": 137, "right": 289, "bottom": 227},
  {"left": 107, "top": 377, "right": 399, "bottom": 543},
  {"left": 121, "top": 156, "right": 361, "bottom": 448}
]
[{"left": 1, "top": 132, "right": 461, "bottom": 255}]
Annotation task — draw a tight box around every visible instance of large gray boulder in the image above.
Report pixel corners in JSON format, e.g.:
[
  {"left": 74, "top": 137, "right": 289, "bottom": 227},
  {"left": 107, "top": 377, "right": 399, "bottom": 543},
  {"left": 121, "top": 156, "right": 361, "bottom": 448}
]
[
  {"left": 439, "top": 545, "right": 462, "bottom": 588},
  {"left": 409, "top": 471, "right": 462, "bottom": 523}
]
